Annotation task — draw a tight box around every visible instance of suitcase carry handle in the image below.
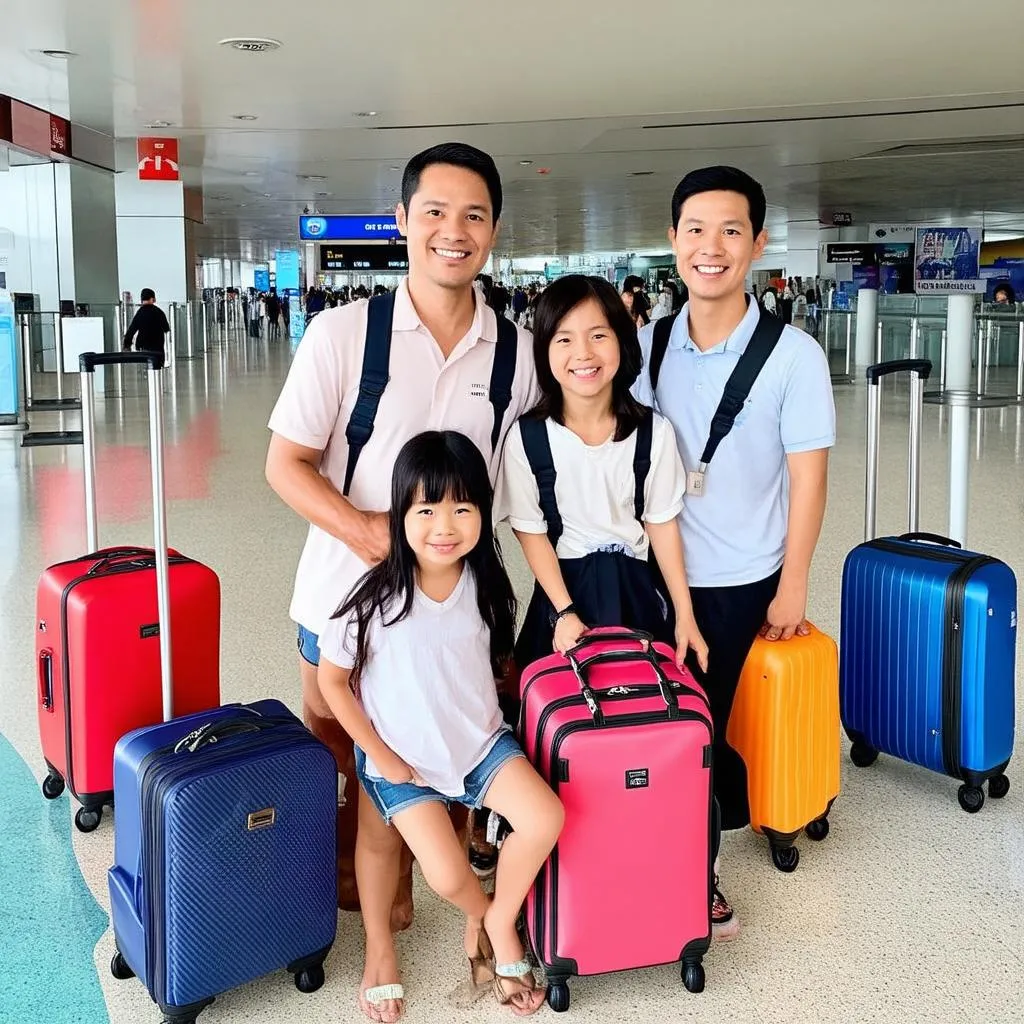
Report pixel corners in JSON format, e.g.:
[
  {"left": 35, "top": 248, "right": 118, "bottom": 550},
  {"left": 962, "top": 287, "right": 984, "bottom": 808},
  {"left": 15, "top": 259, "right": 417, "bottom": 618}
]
[
  {"left": 864, "top": 358, "right": 933, "bottom": 542},
  {"left": 899, "top": 531, "right": 962, "bottom": 549},
  {"left": 79, "top": 350, "right": 174, "bottom": 720},
  {"left": 174, "top": 715, "right": 292, "bottom": 754},
  {"left": 565, "top": 629, "right": 653, "bottom": 659},
  {"left": 38, "top": 650, "right": 54, "bottom": 711},
  {"left": 567, "top": 649, "right": 681, "bottom": 720}
]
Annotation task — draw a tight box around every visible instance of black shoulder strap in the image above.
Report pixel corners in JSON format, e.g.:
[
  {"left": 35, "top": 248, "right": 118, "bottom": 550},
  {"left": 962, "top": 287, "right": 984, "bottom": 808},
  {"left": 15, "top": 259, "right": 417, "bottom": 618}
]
[
  {"left": 343, "top": 293, "right": 396, "bottom": 496},
  {"left": 632, "top": 407, "right": 654, "bottom": 524},
  {"left": 488, "top": 317, "right": 518, "bottom": 453},
  {"left": 649, "top": 313, "right": 677, "bottom": 392},
  {"left": 518, "top": 417, "right": 562, "bottom": 546},
  {"left": 698, "top": 309, "right": 784, "bottom": 471}
]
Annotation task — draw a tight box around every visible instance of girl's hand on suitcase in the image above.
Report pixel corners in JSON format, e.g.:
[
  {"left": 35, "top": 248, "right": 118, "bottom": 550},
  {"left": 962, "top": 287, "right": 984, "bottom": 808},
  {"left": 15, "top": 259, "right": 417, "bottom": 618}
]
[
  {"left": 554, "top": 613, "right": 588, "bottom": 654},
  {"left": 675, "top": 614, "right": 709, "bottom": 673}
]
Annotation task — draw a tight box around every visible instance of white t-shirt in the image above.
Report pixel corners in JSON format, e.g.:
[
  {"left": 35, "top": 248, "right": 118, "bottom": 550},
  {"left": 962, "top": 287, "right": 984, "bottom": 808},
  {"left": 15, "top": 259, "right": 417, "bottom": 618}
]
[
  {"left": 494, "top": 413, "right": 686, "bottom": 560},
  {"left": 318, "top": 568, "right": 504, "bottom": 796},
  {"left": 267, "top": 279, "right": 538, "bottom": 635}
]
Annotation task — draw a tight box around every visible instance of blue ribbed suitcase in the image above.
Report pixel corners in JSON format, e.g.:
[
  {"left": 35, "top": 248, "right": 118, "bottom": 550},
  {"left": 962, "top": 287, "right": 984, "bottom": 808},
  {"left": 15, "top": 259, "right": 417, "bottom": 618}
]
[
  {"left": 840, "top": 360, "right": 1017, "bottom": 812},
  {"left": 107, "top": 700, "right": 338, "bottom": 1023}
]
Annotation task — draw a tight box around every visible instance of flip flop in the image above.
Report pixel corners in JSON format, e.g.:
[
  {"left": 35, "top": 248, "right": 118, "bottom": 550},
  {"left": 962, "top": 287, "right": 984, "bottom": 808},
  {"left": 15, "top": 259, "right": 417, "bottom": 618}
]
[{"left": 360, "top": 983, "right": 405, "bottom": 1023}]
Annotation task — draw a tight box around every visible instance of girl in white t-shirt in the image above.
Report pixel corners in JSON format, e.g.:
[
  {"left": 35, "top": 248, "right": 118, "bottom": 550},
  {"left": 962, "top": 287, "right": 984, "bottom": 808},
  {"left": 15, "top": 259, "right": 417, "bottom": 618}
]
[
  {"left": 318, "top": 430, "right": 563, "bottom": 1019},
  {"left": 495, "top": 274, "right": 709, "bottom": 671}
]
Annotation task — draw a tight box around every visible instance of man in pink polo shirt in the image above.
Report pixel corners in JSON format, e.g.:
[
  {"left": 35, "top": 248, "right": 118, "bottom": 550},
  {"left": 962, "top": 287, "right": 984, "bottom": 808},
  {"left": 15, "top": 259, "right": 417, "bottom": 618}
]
[{"left": 265, "top": 143, "right": 537, "bottom": 1022}]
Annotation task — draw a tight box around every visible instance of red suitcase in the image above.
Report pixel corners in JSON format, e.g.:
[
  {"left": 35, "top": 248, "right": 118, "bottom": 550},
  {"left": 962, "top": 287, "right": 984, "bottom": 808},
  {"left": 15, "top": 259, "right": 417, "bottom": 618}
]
[
  {"left": 36, "top": 351, "right": 220, "bottom": 833},
  {"left": 519, "top": 629, "right": 715, "bottom": 1012}
]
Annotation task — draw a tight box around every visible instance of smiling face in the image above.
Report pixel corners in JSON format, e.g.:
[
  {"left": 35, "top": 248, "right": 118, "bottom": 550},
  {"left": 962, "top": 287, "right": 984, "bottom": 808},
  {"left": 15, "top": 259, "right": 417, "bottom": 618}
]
[
  {"left": 669, "top": 190, "right": 767, "bottom": 303},
  {"left": 396, "top": 164, "right": 499, "bottom": 292},
  {"left": 403, "top": 487, "right": 482, "bottom": 572},
  {"left": 548, "top": 297, "right": 621, "bottom": 407}
]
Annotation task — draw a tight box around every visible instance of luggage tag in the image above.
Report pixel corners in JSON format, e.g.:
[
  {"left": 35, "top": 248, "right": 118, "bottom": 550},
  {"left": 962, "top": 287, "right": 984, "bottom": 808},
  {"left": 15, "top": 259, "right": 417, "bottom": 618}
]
[{"left": 686, "top": 462, "right": 708, "bottom": 498}]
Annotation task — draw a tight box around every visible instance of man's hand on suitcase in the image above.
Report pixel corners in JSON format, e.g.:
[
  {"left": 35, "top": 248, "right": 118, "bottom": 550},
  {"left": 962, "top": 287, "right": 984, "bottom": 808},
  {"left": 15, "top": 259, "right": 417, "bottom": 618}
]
[{"left": 762, "top": 584, "right": 811, "bottom": 642}]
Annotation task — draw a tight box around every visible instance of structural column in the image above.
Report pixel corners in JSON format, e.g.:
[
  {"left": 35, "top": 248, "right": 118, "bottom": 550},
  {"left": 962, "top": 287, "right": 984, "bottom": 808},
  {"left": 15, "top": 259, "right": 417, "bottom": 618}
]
[{"left": 854, "top": 288, "right": 878, "bottom": 370}]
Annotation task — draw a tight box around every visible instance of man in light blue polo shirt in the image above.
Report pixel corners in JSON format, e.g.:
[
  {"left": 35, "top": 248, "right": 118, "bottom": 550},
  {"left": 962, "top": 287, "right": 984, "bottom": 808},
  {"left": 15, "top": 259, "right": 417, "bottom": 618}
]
[{"left": 633, "top": 165, "right": 835, "bottom": 940}]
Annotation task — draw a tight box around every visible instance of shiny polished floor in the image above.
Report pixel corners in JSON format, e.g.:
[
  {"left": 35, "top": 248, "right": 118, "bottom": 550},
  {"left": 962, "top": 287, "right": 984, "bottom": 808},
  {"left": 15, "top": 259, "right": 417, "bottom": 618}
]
[{"left": 1, "top": 326, "right": 1022, "bottom": 1024}]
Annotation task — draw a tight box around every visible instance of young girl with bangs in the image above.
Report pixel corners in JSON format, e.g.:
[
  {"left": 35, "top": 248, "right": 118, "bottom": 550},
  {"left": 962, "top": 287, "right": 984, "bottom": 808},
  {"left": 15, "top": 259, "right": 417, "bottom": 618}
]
[{"left": 317, "top": 431, "right": 563, "bottom": 1020}]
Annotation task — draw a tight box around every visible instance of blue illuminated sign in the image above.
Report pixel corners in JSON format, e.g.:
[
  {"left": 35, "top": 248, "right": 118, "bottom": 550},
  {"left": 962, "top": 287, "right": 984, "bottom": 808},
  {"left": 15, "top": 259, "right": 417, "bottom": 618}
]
[
  {"left": 299, "top": 215, "right": 401, "bottom": 241},
  {"left": 275, "top": 250, "right": 301, "bottom": 291},
  {"left": 254, "top": 266, "right": 270, "bottom": 292}
]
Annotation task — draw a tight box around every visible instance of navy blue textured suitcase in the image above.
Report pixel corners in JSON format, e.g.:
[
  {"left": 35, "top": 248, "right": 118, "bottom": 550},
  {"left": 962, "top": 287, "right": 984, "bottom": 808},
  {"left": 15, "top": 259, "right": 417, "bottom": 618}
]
[
  {"left": 107, "top": 700, "right": 338, "bottom": 1023},
  {"left": 840, "top": 360, "right": 1017, "bottom": 812}
]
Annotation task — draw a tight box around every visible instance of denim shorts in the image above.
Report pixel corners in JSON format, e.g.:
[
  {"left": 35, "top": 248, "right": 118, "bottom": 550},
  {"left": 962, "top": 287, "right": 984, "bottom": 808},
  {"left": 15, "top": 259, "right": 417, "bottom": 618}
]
[
  {"left": 354, "top": 729, "right": 525, "bottom": 825},
  {"left": 297, "top": 624, "right": 320, "bottom": 666}
]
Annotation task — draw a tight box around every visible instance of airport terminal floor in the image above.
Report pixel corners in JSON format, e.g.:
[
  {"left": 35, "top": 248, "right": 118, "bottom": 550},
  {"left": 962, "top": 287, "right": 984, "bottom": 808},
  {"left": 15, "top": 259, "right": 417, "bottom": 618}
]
[{"left": 0, "top": 326, "right": 1021, "bottom": 1024}]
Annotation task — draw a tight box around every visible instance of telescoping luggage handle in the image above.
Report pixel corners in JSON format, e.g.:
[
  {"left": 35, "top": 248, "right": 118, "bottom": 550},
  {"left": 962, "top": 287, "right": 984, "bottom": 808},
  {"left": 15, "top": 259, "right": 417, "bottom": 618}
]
[
  {"left": 565, "top": 630, "right": 681, "bottom": 724},
  {"left": 79, "top": 351, "right": 175, "bottom": 721},
  {"left": 864, "top": 358, "right": 932, "bottom": 543}
]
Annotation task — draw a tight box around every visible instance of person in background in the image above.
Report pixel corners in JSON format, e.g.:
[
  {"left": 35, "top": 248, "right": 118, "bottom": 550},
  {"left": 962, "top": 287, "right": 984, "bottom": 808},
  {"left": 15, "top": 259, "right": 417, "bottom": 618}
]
[
  {"left": 123, "top": 288, "right": 171, "bottom": 357},
  {"left": 266, "top": 289, "right": 281, "bottom": 339},
  {"left": 993, "top": 284, "right": 1015, "bottom": 305},
  {"left": 651, "top": 281, "right": 680, "bottom": 320}
]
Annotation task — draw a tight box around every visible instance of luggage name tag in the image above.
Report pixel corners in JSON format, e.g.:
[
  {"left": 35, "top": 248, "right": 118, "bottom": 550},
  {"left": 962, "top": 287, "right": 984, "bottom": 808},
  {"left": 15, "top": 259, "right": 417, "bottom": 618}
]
[{"left": 686, "top": 463, "right": 708, "bottom": 498}]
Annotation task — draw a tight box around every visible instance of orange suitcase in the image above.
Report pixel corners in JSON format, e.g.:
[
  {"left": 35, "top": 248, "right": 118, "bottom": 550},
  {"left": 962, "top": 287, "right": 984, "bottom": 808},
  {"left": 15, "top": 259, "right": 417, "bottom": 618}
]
[{"left": 727, "top": 622, "right": 840, "bottom": 873}]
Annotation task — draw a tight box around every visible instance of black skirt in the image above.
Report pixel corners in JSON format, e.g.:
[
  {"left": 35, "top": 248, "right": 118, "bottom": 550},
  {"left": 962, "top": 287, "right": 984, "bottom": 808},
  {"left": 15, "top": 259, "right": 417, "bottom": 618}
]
[{"left": 513, "top": 549, "right": 675, "bottom": 670}]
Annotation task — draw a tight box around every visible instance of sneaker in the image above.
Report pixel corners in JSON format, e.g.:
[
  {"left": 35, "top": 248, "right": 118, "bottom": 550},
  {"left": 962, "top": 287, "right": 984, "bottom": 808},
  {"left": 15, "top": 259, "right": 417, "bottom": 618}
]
[
  {"left": 712, "top": 876, "right": 740, "bottom": 941},
  {"left": 468, "top": 843, "right": 498, "bottom": 878}
]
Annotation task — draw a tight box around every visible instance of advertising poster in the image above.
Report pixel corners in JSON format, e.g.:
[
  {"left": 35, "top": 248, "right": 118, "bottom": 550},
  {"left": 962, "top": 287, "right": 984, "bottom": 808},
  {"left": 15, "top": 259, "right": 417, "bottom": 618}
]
[
  {"left": 275, "top": 250, "right": 301, "bottom": 292},
  {"left": 254, "top": 266, "right": 270, "bottom": 292},
  {"left": 914, "top": 227, "right": 983, "bottom": 294}
]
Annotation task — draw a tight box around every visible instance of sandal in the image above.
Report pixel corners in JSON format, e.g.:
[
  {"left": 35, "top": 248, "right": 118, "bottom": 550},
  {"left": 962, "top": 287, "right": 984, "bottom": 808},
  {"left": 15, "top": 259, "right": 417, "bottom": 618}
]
[
  {"left": 469, "top": 930, "right": 496, "bottom": 988},
  {"left": 493, "top": 960, "right": 545, "bottom": 1014},
  {"left": 360, "top": 984, "right": 405, "bottom": 1022}
]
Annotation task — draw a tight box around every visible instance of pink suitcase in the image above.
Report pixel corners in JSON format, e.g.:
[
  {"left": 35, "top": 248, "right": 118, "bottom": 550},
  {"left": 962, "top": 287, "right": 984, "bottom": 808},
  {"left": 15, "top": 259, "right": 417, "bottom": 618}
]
[{"left": 519, "top": 628, "right": 715, "bottom": 1012}]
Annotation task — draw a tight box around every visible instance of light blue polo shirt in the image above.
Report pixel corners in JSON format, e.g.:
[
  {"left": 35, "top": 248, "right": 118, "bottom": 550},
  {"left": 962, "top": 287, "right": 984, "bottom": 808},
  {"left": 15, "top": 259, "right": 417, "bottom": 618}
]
[{"left": 632, "top": 297, "right": 835, "bottom": 588}]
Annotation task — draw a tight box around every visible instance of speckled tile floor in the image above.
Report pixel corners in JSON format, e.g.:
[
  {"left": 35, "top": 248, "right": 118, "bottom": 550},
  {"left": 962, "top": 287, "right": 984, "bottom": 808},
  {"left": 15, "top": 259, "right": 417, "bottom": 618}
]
[{"left": 1, "top": 329, "right": 1021, "bottom": 1024}]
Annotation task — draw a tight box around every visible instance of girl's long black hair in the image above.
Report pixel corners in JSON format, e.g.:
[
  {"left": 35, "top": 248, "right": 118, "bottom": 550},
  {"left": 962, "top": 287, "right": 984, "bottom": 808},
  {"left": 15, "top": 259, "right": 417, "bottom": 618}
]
[
  {"left": 529, "top": 274, "right": 648, "bottom": 441},
  {"left": 333, "top": 431, "right": 516, "bottom": 691}
]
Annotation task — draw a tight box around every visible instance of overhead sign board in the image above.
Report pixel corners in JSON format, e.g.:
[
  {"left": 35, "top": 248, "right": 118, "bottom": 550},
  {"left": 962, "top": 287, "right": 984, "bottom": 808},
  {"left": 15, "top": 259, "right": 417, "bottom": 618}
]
[
  {"left": 915, "top": 226, "right": 984, "bottom": 294},
  {"left": 870, "top": 224, "right": 917, "bottom": 243},
  {"left": 299, "top": 215, "right": 401, "bottom": 241},
  {"left": 832, "top": 211, "right": 853, "bottom": 227},
  {"left": 826, "top": 244, "right": 876, "bottom": 264},
  {"left": 137, "top": 137, "right": 180, "bottom": 181},
  {"left": 319, "top": 244, "right": 409, "bottom": 271},
  {"left": 275, "top": 250, "right": 301, "bottom": 291}
]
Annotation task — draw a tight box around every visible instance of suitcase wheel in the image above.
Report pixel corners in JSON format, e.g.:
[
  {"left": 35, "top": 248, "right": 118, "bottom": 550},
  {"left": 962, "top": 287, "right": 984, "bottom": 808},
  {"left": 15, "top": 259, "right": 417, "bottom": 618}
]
[
  {"left": 849, "top": 741, "right": 879, "bottom": 769},
  {"left": 805, "top": 816, "right": 830, "bottom": 842},
  {"left": 110, "top": 951, "right": 135, "bottom": 981},
  {"left": 41, "top": 773, "right": 65, "bottom": 800},
  {"left": 294, "top": 964, "right": 326, "bottom": 994},
  {"left": 770, "top": 845, "right": 800, "bottom": 873},
  {"left": 547, "top": 981, "right": 571, "bottom": 1013},
  {"left": 74, "top": 807, "right": 103, "bottom": 833},
  {"left": 681, "top": 960, "right": 705, "bottom": 994},
  {"left": 988, "top": 774, "right": 1010, "bottom": 800},
  {"left": 957, "top": 784, "right": 985, "bottom": 814}
]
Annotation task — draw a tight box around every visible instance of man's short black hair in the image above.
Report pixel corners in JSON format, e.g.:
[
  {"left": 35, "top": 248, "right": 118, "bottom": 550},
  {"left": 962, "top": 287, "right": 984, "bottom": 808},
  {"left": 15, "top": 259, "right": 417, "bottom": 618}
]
[
  {"left": 401, "top": 143, "right": 503, "bottom": 223},
  {"left": 140, "top": 288, "right": 156, "bottom": 302},
  {"left": 670, "top": 166, "right": 767, "bottom": 236}
]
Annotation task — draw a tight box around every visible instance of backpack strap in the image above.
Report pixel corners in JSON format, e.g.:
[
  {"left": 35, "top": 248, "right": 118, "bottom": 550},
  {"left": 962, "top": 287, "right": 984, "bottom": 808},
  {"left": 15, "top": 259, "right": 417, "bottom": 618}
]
[
  {"left": 696, "top": 309, "right": 785, "bottom": 474},
  {"left": 488, "top": 317, "right": 518, "bottom": 453},
  {"left": 518, "top": 417, "right": 563, "bottom": 546},
  {"left": 632, "top": 407, "right": 654, "bottom": 524},
  {"left": 343, "top": 293, "right": 395, "bottom": 496},
  {"left": 649, "top": 313, "right": 677, "bottom": 392}
]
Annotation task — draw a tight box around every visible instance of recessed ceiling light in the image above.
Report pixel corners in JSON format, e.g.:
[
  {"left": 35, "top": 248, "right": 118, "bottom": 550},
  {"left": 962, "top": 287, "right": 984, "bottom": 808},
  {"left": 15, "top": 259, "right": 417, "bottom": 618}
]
[
  {"left": 519, "top": 159, "right": 533, "bottom": 166},
  {"left": 389, "top": 165, "right": 401, "bottom": 171},
  {"left": 145, "top": 120, "right": 173, "bottom": 129},
  {"left": 41, "top": 49, "right": 77, "bottom": 59},
  {"left": 315, "top": 191, "right": 332, "bottom": 197},
  {"left": 243, "top": 170, "right": 259, "bottom": 177},
  {"left": 218, "top": 37, "right": 282, "bottom": 53},
  {"left": 355, "top": 111, "right": 378, "bottom": 118},
  {"left": 262, "top": 193, "right": 272, "bottom": 198},
  {"left": 300, "top": 174, "right": 327, "bottom": 181},
  {"left": 232, "top": 114, "right": 258, "bottom": 121},
  {"left": 629, "top": 171, "right": 655, "bottom": 177}
]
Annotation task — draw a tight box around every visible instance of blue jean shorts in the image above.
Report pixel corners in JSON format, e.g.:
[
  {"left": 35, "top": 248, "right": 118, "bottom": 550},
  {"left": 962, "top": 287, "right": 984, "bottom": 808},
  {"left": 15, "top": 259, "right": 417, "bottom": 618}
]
[
  {"left": 297, "top": 624, "right": 320, "bottom": 666},
  {"left": 354, "top": 729, "right": 525, "bottom": 825}
]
